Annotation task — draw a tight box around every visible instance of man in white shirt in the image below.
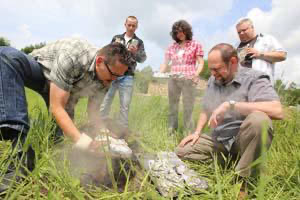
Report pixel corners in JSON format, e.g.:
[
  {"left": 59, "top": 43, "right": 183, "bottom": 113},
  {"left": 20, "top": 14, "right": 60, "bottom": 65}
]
[{"left": 236, "top": 18, "right": 287, "bottom": 84}]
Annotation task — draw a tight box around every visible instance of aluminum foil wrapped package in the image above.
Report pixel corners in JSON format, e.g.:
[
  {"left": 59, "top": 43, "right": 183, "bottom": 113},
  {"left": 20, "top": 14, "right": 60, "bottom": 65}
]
[
  {"left": 136, "top": 152, "right": 208, "bottom": 197},
  {"left": 153, "top": 72, "right": 186, "bottom": 79},
  {"left": 94, "top": 135, "right": 133, "bottom": 158}
]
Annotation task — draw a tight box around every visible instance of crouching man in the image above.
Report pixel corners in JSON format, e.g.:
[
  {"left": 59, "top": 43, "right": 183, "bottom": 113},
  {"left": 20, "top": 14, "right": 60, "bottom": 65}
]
[
  {"left": 0, "top": 38, "right": 131, "bottom": 191},
  {"left": 175, "top": 43, "right": 283, "bottom": 198}
]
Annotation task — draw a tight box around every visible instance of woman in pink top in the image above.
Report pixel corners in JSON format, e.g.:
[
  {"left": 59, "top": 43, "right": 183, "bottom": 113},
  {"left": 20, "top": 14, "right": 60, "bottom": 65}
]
[{"left": 160, "top": 20, "right": 204, "bottom": 134}]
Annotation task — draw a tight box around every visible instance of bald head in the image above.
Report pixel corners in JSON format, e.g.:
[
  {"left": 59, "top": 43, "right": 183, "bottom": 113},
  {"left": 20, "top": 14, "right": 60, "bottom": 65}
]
[
  {"left": 209, "top": 43, "right": 238, "bottom": 64},
  {"left": 208, "top": 43, "right": 238, "bottom": 84}
]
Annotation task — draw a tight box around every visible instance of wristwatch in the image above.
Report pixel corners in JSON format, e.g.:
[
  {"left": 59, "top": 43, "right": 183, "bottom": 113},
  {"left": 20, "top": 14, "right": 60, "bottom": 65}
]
[{"left": 228, "top": 100, "right": 236, "bottom": 110}]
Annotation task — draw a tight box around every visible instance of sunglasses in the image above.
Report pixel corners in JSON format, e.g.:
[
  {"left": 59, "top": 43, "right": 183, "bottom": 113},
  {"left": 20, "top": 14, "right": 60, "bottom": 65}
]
[{"left": 104, "top": 61, "right": 123, "bottom": 77}]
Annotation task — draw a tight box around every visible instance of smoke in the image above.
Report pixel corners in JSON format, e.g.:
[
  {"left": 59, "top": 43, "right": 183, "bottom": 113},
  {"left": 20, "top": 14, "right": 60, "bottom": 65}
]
[{"left": 54, "top": 143, "right": 131, "bottom": 189}]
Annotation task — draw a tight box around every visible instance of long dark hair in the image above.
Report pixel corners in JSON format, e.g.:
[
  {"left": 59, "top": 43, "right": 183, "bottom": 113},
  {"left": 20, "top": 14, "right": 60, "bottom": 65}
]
[{"left": 170, "top": 20, "right": 193, "bottom": 43}]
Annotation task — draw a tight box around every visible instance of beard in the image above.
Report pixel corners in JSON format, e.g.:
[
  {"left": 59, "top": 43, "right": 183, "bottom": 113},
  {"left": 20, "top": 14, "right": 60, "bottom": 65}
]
[{"left": 215, "top": 76, "right": 227, "bottom": 85}]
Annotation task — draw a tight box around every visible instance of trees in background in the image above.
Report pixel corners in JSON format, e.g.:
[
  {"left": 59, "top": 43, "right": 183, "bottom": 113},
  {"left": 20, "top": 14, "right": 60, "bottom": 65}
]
[
  {"left": 275, "top": 80, "right": 300, "bottom": 106},
  {"left": 0, "top": 37, "right": 10, "bottom": 46},
  {"left": 135, "top": 66, "right": 153, "bottom": 93},
  {"left": 200, "top": 60, "right": 210, "bottom": 80},
  {"left": 21, "top": 42, "right": 46, "bottom": 54}
]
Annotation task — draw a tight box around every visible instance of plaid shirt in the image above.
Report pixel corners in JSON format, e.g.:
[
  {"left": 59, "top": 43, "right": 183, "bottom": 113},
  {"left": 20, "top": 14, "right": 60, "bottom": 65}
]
[
  {"left": 30, "top": 37, "right": 106, "bottom": 100},
  {"left": 165, "top": 40, "right": 204, "bottom": 78}
]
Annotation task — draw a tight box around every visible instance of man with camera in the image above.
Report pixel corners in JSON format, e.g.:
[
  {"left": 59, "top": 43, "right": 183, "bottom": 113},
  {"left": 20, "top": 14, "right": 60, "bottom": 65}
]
[
  {"left": 236, "top": 18, "right": 287, "bottom": 85},
  {"left": 100, "top": 16, "right": 147, "bottom": 132}
]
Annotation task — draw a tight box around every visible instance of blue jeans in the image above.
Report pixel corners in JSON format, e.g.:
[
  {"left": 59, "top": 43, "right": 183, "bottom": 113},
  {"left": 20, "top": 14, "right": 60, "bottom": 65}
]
[
  {"left": 0, "top": 47, "right": 48, "bottom": 133},
  {"left": 0, "top": 47, "right": 42, "bottom": 179},
  {"left": 100, "top": 75, "right": 134, "bottom": 128}
]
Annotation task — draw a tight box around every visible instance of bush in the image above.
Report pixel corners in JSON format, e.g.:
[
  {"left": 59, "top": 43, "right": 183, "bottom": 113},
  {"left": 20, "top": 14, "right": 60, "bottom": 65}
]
[
  {"left": 21, "top": 42, "right": 46, "bottom": 54},
  {"left": 0, "top": 37, "right": 10, "bottom": 46},
  {"left": 134, "top": 66, "right": 153, "bottom": 94}
]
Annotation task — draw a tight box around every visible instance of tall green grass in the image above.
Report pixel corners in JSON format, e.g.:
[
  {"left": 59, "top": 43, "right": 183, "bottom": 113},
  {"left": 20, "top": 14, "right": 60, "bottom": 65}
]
[{"left": 0, "top": 88, "right": 299, "bottom": 199}]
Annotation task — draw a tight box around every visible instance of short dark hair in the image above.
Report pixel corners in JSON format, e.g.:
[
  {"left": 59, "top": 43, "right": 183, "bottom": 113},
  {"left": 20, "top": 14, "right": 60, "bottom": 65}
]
[
  {"left": 97, "top": 43, "right": 133, "bottom": 67},
  {"left": 170, "top": 20, "right": 193, "bottom": 43},
  {"left": 209, "top": 43, "right": 238, "bottom": 64}
]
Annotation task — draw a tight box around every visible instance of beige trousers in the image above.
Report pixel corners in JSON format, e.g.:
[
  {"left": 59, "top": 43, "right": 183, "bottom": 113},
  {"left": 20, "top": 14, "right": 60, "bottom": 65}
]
[{"left": 175, "top": 111, "right": 273, "bottom": 177}]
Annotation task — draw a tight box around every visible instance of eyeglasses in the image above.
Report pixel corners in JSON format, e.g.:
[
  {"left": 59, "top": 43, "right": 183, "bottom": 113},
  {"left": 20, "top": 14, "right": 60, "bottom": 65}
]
[
  {"left": 104, "top": 61, "right": 123, "bottom": 77},
  {"left": 210, "top": 65, "right": 225, "bottom": 73},
  {"left": 237, "top": 26, "right": 252, "bottom": 34},
  {"left": 175, "top": 30, "right": 184, "bottom": 34}
]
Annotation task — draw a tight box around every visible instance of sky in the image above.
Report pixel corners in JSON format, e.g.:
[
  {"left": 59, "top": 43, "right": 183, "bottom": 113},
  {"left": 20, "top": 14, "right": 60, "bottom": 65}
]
[{"left": 1, "top": 0, "right": 299, "bottom": 84}]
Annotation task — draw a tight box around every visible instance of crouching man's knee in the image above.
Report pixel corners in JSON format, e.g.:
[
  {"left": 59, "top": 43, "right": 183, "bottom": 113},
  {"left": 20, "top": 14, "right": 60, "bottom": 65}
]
[
  {"left": 242, "top": 111, "right": 273, "bottom": 137},
  {"left": 175, "top": 146, "right": 188, "bottom": 158}
]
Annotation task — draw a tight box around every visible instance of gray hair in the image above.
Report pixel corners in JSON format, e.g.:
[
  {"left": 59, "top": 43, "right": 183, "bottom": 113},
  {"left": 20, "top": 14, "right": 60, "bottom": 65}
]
[{"left": 236, "top": 18, "right": 253, "bottom": 27}]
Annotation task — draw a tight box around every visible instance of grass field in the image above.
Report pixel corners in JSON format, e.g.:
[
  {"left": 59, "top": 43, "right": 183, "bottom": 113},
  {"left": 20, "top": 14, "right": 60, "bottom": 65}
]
[{"left": 0, "top": 88, "right": 299, "bottom": 199}]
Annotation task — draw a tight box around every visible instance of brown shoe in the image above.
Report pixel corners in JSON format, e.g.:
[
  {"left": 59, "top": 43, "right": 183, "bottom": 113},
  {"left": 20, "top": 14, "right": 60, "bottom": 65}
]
[{"left": 238, "top": 181, "right": 248, "bottom": 200}]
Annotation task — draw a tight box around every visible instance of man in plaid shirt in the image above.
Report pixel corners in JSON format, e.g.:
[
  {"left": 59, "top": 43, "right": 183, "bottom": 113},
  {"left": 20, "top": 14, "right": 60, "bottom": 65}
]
[{"left": 0, "top": 37, "right": 131, "bottom": 191}]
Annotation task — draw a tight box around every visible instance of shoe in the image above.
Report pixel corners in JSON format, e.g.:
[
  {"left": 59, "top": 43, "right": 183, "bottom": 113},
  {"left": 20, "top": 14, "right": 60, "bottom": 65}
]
[
  {"left": 238, "top": 181, "right": 248, "bottom": 200},
  {"left": 0, "top": 170, "right": 23, "bottom": 194}
]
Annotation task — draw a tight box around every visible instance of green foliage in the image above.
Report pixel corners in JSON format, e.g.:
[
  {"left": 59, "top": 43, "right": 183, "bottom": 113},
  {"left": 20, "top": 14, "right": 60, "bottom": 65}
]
[
  {"left": 200, "top": 60, "right": 210, "bottom": 80},
  {"left": 0, "top": 37, "right": 10, "bottom": 46},
  {"left": 134, "top": 66, "right": 153, "bottom": 93},
  {"left": 0, "top": 87, "right": 299, "bottom": 199},
  {"left": 21, "top": 42, "right": 46, "bottom": 54},
  {"left": 275, "top": 80, "right": 300, "bottom": 106}
]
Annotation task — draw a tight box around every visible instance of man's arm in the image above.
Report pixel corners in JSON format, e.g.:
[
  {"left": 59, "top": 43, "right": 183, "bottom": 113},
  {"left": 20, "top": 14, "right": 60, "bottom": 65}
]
[
  {"left": 208, "top": 75, "right": 284, "bottom": 128},
  {"left": 194, "top": 112, "right": 209, "bottom": 134},
  {"left": 50, "top": 83, "right": 105, "bottom": 150},
  {"left": 49, "top": 82, "right": 81, "bottom": 142},
  {"left": 179, "top": 112, "right": 208, "bottom": 147},
  {"left": 128, "top": 39, "right": 146, "bottom": 63},
  {"left": 248, "top": 48, "right": 287, "bottom": 63},
  {"left": 232, "top": 101, "right": 283, "bottom": 119},
  {"left": 208, "top": 100, "right": 283, "bottom": 128},
  {"left": 257, "top": 51, "right": 287, "bottom": 63},
  {"left": 133, "top": 40, "right": 147, "bottom": 63}
]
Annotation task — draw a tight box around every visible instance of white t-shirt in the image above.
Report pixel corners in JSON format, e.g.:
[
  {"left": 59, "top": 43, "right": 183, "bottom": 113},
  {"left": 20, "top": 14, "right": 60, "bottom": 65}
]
[{"left": 124, "top": 35, "right": 133, "bottom": 48}]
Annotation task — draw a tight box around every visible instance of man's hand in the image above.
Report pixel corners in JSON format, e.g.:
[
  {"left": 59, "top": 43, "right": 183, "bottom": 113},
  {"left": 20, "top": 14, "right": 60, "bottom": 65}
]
[
  {"left": 246, "top": 47, "right": 260, "bottom": 59},
  {"left": 128, "top": 45, "right": 138, "bottom": 54},
  {"left": 179, "top": 132, "right": 201, "bottom": 147},
  {"left": 208, "top": 102, "right": 230, "bottom": 128},
  {"left": 88, "top": 140, "right": 107, "bottom": 153}
]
